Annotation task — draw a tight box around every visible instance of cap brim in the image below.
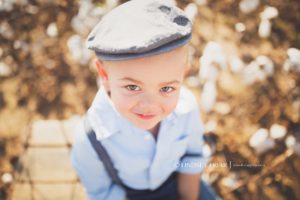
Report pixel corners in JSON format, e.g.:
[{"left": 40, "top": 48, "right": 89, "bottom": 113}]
[{"left": 95, "top": 33, "right": 191, "bottom": 61}]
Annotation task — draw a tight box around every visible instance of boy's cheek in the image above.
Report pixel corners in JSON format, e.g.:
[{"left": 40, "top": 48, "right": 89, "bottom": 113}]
[
  {"left": 110, "top": 94, "right": 134, "bottom": 114},
  {"left": 163, "top": 99, "right": 179, "bottom": 116}
]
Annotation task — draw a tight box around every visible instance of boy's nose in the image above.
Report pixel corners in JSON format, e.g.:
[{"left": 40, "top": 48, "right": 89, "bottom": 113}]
[{"left": 137, "top": 95, "right": 159, "bottom": 113}]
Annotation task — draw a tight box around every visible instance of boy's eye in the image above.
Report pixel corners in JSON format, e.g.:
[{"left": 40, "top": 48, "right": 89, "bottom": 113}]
[
  {"left": 160, "top": 86, "right": 175, "bottom": 93},
  {"left": 125, "top": 85, "right": 140, "bottom": 91}
]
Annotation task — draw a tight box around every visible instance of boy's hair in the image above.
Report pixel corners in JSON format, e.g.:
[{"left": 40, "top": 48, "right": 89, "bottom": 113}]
[{"left": 86, "top": 0, "right": 192, "bottom": 61}]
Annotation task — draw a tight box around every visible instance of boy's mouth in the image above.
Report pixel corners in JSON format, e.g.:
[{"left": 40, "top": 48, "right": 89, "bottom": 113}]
[{"left": 134, "top": 113, "right": 156, "bottom": 120}]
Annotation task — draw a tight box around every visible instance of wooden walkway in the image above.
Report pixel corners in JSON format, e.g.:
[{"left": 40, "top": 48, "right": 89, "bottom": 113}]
[{"left": 10, "top": 116, "right": 88, "bottom": 200}]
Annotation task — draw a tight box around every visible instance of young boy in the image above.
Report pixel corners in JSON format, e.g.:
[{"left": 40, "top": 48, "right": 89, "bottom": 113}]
[{"left": 71, "top": 0, "right": 219, "bottom": 199}]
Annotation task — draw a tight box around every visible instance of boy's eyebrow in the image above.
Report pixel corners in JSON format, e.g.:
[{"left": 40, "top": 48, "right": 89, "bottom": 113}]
[
  {"left": 120, "top": 77, "right": 143, "bottom": 84},
  {"left": 159, "top": 80, "right": 180, "bottom": 86},
  {"left": 119, "top": 77, "right": 180, "bottom": 85}
]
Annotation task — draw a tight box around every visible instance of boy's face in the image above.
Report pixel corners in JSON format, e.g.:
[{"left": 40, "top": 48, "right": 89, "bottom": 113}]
[{"left": 96, "top": 47, "right": 188, "bottom": 133}]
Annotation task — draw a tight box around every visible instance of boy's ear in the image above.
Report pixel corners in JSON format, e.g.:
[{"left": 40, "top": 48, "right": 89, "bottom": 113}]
[
  {"left": 95, "top": 60, "right": 110, "bottom": 91},
  {"left": 95, "top": 60, "right": 108, "bottom": 80}
]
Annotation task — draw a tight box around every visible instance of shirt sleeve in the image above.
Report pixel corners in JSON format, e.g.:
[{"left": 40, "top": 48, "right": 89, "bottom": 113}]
[
  {"left": 70, "top": 121, "right": 126, "bottom": 200},
  {"left": 176, "top": 101, "right": 210, "bottom": 174}
]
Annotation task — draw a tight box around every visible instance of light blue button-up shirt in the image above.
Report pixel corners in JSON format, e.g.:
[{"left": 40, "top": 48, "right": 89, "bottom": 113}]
[{"left": 71, "top": 86, "right": 208, "bottom": 200}]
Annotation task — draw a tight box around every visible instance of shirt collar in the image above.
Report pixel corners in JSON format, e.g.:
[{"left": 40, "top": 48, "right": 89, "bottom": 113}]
[{"left": 87, "top": 87, "right": 122, "bottom": 140}]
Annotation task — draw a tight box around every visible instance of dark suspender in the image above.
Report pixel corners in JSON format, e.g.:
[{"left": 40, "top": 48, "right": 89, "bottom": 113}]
[{"left": 84, "top": 117, "right": 124, "bottom": 187}]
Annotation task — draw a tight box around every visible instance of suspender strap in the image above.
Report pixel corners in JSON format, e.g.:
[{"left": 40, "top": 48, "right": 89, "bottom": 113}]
[{"left": 84, "top": 117, "right": 124, "bottom": 187}]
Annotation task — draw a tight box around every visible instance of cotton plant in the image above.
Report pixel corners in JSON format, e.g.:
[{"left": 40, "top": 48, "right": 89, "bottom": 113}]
[
  {"left": 270, "top": 124, "right": 287, "bottom": 140},
  {"left": 283, "top": 48, "right": 300, "bottom": 72},
  {"left": 184, "top": 3, "right": 198, "bottom": 22},
  {"left": 201, "top": 81, "right": 217, "bottom": 113},
  {"left": 46, "top": 22, "right": 58, "bottom": 38},
  {"left": 249, "top": 128, "right": 275, "bottom": 154},
  {"left": 249, "top": 124, "right": 290, "bottom": 155},
  {"left": 0, "top": 62, "right": 12, "bottom": 77},
  {"left": 239, "top": 0, "right": 260, "bottom": 14},
  {"left": 241, "top": 55, "right": 274, "bottom": 85},
  {"left": 229, "top": 56, "right": 245, "bottom": 74},
  {"left": 198, "top": 41, "right": 227, "bottom": 83},
  {"left": 258, "top": 6, "right": 279, "bottom": 38},
  {"left": 71, "top": 0, "right": 106, "bottom": 36},
  {"left": 67, "top": 34, "right": 92, "bottom": 65},
  {"left": 285, "top": 135, "right": 300, "bottom": 156},
  {"left": 0, "top": 0, "right": 28, "bottom": 12},
  {"left": 198, "top": 42, "right": 227, "bottom": 113}
]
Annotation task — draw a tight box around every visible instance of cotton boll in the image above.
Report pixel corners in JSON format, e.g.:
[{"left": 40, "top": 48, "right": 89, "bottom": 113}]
[
  {"left": 241, "top": 56, "right": 273, "bottom": 85},
  {"left": 12, "top": 0, "right": 27, "bottom": 6},
  {"left": 14, "top": 40, "right": 24, "bottom": 49},
  {"left": 230, "top": 56, "right": 244, "bottom": 73},
  {"left": 106, "top": 0, "right": 119, "bottom": 9},
  {"left": 185, "top": 76, "right": 201, "bottom": 87},
  {"left": 258, "top": 19, "right": 271, "bottom": 38},
  {"left": 46, "top": 23, "right": 58, "bottom": 37},
  {"left": 285, "top": 135, "right": 296, "bottom": 148},
  {"left": 203, "top": 42, "right": 223, "bottom": 57},
  {"left": 1, "top": 173, "right": 13, "bottom": 184},
  {"left": 202, "top": 173, "right": 218, "bottom": 185},
  {"left": 195, "top": 0, "right": 207, "bottom": 6},
  {"left": 285, "top": 135, "right": 300, "bottom": 155},
  {"left": 0, "top": 22, "right": 14, "bottom": 40},
  {"left": 222, "top": 173, "right": 239, "bottom": 189},
  {"left": 198, "top": 60, "right": 219, "bottom": 82},
  {"left": 67, "top": 34, "right": 92, "bottom": 65},
  {"left": 249, "top": 128, "right": 268, "bottom": 147},
  {"left": 205, "top": 120, "right": 217, "bottom": 132},
  {"left": 0, "top": 1, "right": 13, "bottom": 12},
  {"left": 239, "top": 0, "right": 260, "bottom": 14},
  {"left": 235, "top": 22, "right": 246, "bottom": 33},
  {"left": 242, "top": 61, "right": 266, "bottom": 85},
  {"left": 77, "top": 0, "right": 93, "bottom": 18},
  {"left": 249, "top": 128, "right": 275, "bottom": 154},
  {"left": 202, "top": 42, "right": 227, "bottom": 70},
  {"left": 0, "top": 62, "right": 12, "bottom": 77},
  {"left": 270, "top": 124, "right": 287, "bottom": 140},
  {"left": 198, "top": 42, "right": 227, "bottom": 82},
  {"left": 256, "top": 55, "right": 274, "bottom": 76},
  {"left": 71, "top": 0, "right": 105, "bottom": 36},
  {"left": 214, "top": 102, "right": 231, "bottom": 115},
  {"left": 201, "top": 81, "right": 217, "bottom": 113},
  {"left": 260, "top": 6, "right": 279, "bottom": 20},
  {"left": 285, "top": 48, "right": 300, "bottom": 72},
  {"left": 25, "top": 4, "right": 39, "bottom": 14},
  {"left": 287, "top": 48, "right": 300, "bottom": 66},
  {"left": 67, "top": 35, "right": 82, "bottom": 61},
  {"left": 184, "top": 3, "right": 198, "bottom": 21}
]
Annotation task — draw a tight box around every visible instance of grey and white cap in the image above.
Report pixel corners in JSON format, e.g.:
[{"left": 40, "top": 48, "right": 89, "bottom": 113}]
[{"left": 86, "top": 0, "right": 192, "bottom": 61}]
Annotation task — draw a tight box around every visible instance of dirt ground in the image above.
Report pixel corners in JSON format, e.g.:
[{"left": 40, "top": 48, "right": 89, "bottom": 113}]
[{"left": 0, "top": 0, "right": 299, "bottom": 199}]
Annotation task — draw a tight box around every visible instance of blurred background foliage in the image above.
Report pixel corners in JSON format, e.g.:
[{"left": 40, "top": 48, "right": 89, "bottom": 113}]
[{"left": 0, "top": 0, "right": 299, "bottom": 199}]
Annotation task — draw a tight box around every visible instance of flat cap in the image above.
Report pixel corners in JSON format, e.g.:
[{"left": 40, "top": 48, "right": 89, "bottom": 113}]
[{"left": 86, "top": 0, "right": 192, "bottom": 61}]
